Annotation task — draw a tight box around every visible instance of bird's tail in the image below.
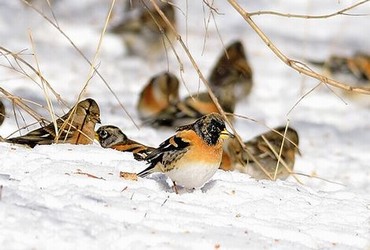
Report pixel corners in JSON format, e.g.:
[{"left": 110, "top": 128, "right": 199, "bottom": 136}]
[{"left": 137, "top": 164, "right": 158, "bottom": 178}]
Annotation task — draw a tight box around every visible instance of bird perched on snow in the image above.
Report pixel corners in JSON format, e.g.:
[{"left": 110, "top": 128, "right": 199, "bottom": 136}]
[
  {"left": 0, "top": 99, "right": 5, "bottom": 126},
  {"left": 111, "top": 1, "right": 176, "bottom": 58},
  {"left": 137, "top": 113, "right": 234, "bottom": 192},
  {"left": 220, "top": 126, "right": 300, "bottom": 180},
  {"left": 208, "top": 40, "right": 253, "bottom": 102},
  {"left": 6, "top": 98, "right": 101, "bottom": 148},
  {"left": 96, "top": 125, "right": 155, "bottom": 161},
  {"left": 137, "top": 71, "right": 180, "bottom": 120}
]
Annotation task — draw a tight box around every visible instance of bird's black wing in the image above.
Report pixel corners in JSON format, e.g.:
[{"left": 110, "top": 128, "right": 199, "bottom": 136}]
[{"left": 137, "top": 135, "right": 190, "bottom": 177}]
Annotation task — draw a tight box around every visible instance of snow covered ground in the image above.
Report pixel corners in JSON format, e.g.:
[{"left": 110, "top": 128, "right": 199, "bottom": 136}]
[{"left": 0, "top": 1, "right": 370, "bottom": 249}]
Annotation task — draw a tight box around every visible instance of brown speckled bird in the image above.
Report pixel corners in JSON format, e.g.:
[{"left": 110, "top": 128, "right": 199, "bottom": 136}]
[
  {"left": 111, "top": 1, "right": 176, "bottom": 57},
  {"left": 208, "top": 40, "right": 253, "bottom": 102},
  {"left": 137, "top": 72, "right": 180, "bottom": 120},
  {"left": 220, "top": 126, "right": 300, "bottom": 180},
  {"left": 138, "top": 113, "right": 234, "bottom": 191},
  {"left": 96, "top": 125, "right": 154, "bottom": 161},
  {"left": 7, "top": 98, "right": 101, "bottom": 148}
]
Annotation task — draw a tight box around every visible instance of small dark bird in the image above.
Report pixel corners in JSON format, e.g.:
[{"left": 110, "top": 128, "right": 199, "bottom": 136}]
[
  {"left": 208, "top": 40, "right": 253, "bottom": 102},
  {"left": 96, "top": 125, "right": 155, "bottom": 161},
  {"left": 111, "top": 1, "right": 176, "bottom": 57}
]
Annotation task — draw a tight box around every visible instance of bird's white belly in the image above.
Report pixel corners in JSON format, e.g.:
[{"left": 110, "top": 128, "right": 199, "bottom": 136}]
[{"left": 165, "top": 162, "right": 219, "bottom": 189}]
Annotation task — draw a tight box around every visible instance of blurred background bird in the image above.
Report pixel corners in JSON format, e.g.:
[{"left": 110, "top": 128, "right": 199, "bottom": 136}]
[
  {"left": 208, "top": 40, "right": 253, "bottom": 102},
  {"left": 5, "top": 98, "right": 101, "bottom": 148},
  {"left": 220, "top": 126, "right": 300, "bottom": 180},
  {"left": 137, "top": 71, "right": 180, "bottom": 120},
  {"left": 0, "top": 99, "right": 5, "bottom": 126},
  {"left": 110, "top": 0, "right": 176, "bottom": 58},
  {"left": 124, "top": 0, "right": 151, "bottom": 12},
  {"left": 96, "top": 125, "right": 155, "bottom": 161},
  {"left": 148, "top": 91, "right": 235, "bottom": 127},
  {"left": 309, "top": 52, "right": 370, "bottom": 85}
]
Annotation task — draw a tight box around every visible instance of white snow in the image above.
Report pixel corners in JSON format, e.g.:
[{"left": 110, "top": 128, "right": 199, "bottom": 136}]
[{"left": 0, "top": 1, "right": 370, "bottom": 249}]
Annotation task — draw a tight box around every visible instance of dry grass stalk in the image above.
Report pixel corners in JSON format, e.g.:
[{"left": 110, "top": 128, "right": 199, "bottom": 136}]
[
  {"left": 248, "top": 0, "right": 370, "bottom": 18},
  {"left": 55, "top": 0, "right": 117, "bottom": 142},
  {"left": 0, "top": 87, "right": 44, "bottom": 124},
  {"left": 0, "top": 46, "right": 66, "bottom": 106},
  {"left": 227, "top": 0, "right": 370, "bottom": 95},
  {"left": 21, "top": 0, "right": 138, "bottom": 129},
  {"left": 28, "top": 31, "right": 59, "bottom": 137}
]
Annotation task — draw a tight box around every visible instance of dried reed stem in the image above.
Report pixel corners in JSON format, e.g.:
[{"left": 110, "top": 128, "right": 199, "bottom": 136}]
[{"left": 227, "top": 0, "right": 370, "bottom": 95}]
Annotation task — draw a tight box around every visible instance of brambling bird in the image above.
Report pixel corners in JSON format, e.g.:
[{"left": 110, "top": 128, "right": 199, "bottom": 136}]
[
  {"left": 310, "top": 53, "right": 370, "bottom": 84},
  {"left": 124, "top": 0, "right": 150, "bottom": 12},
  {"left": 6, "top": 98, "right": 101, "bottom": 148},
  {"left": 149, "top": 92, "right": 235, "bottom": 127},
  {"left": 137, "top": 113, "right": 234, "bottom": 191},
  {"left": 0, "top": 99, "right": 5, "bottom": 126},
  {"left": 111, "top": 1, "right": 176, "bottom": 57},
  {"left": 96, "top": 125, "right": 155, "bottom": 161},
  {"left": 137, "top": 71, "right": 180, "bottom": 120},
  {"left": 220, "top": 126, "right": 300, "bottom": 180},
  {"left": 149, "top": 92, "right": 219, "bottom": 126},
  {"left": 208, "top": 40, "right": 253, "bottom": 101}
]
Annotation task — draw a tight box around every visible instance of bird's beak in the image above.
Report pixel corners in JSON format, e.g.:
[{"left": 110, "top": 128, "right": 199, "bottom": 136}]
[
  {"left": 297, "top": 147, "right": 302, "bottom": 156},
  {"left": 94, "top": 132, "right": 100, "bottom": 141},
  {"left": 220, "top": 129, "right": 235, "bottom": 140}
]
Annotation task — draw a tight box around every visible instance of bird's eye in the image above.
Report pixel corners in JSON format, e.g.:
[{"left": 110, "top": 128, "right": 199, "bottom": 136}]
[
  {"left": 99, "top": 130, "right": 108, "bottom": 139},
  {"left": 210, "top": 124, "right": 218, "bottom": 133}
]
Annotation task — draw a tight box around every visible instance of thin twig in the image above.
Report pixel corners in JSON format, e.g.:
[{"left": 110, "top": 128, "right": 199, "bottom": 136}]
[
  {"left": 286, "top": 82, "right": 321, "bottom": 116},
  {"left": 22, "top": 0, "right": 139, "bottom": 129},
  {"left": 227, "top": 0, "right": 370, "bottom": 95},
  {"left": 28, "top": 31, "right": 59, "bottom": 137},
  {"left": 0, "top": 46, "right": 67, "bottom": 106},
  {"left": 141, "top": 0, "right": 184, "bottom": 72},
  {"left": 293, "top": 172, "right": 346, "bottom": 186},
  {"left": 0, "top": 87, "right": 44, "bottom": 123},
  {"left": 56, "top": 0, "right": 117, "bottom": 141},
  {"left": 74, "top": 170, "right": 106, "bottom": 180},
  {"left": 202, "top": 0, "right": 223, "bottom": 15},
  {"left": 249, "top": 0, "right": 370, "bottom": 18}
]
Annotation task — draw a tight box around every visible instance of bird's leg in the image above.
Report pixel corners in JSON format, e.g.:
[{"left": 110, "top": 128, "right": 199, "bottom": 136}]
[{"left": 172, "top": 181, "right": 179, "bottom": 194}]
